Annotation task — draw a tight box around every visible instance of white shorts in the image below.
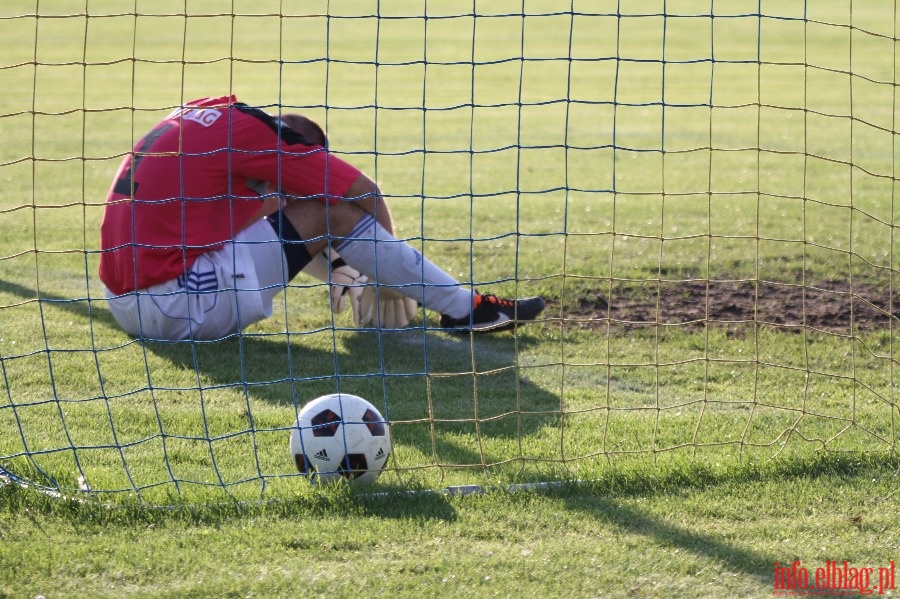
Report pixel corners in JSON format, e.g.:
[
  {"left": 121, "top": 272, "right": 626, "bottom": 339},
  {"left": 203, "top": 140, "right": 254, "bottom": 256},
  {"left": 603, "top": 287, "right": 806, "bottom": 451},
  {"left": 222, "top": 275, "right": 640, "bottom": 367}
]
[{"left": 105, "top": 219, "right": 289, "bottom": 340}]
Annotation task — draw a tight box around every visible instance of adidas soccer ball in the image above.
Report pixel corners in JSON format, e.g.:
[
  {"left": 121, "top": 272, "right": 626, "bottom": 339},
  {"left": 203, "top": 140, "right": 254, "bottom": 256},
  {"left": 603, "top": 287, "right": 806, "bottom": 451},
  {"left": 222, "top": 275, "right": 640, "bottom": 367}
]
[{"left": 289, "top": 393, "right": 391, "bottom": 484}]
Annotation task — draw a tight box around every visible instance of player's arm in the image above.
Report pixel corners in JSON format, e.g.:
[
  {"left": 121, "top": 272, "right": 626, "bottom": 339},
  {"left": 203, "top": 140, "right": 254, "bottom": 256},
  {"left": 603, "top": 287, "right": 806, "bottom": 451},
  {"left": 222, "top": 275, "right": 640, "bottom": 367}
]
[
  {"left": 239, "top": 149, "right": 396, "bottom": 237},
  {"left": 234, "top": 109, "right": 394, "bottom": 233}
]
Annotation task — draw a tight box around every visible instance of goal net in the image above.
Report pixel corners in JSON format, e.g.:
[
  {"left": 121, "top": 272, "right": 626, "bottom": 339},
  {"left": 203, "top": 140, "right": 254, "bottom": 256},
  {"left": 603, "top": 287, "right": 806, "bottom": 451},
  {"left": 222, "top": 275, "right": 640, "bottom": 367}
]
[{"left": 1, "top": 0, "right": 897, "bottom": 503}]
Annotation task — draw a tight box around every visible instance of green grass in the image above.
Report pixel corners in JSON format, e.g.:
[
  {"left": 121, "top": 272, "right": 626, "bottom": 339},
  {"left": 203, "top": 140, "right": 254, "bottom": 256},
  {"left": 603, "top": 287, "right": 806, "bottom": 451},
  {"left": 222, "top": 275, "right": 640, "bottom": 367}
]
[
  {"left": 2, "top": 0, "right": 899, "bottom": 597},
  {"left": 2, "top": 453, "right": 898, "bottom": 598}
]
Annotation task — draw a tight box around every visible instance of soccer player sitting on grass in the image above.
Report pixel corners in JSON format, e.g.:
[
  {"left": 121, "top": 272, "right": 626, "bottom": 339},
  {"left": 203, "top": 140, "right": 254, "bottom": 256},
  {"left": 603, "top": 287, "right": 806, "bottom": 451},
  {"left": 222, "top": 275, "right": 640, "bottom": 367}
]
[{"left": 98, "top": 96, "right": 545, "bottom": 340}]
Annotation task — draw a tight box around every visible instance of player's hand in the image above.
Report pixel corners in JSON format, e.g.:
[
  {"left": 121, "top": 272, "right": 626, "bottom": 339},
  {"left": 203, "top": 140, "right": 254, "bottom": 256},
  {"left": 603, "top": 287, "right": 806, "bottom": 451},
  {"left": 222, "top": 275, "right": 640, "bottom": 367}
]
[
  {"left": 356, "top": 286, "right": 418, "bottom": 329},
  {"left": 301, "top": 252, "right": 368, "bottom": 323},
  {"left": 328, "top": 259, "right": 368, "bottom": 322}
]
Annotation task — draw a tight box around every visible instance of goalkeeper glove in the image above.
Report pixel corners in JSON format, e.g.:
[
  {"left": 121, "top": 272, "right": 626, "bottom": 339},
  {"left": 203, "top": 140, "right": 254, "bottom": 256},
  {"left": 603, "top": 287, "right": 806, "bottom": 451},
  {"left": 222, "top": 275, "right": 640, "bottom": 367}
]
[
  {"left": 356, "top": 286, "right": 419, "bottom": 329},
  {"left": 301, "top": 252, "right": 367, "bottom": 323}
]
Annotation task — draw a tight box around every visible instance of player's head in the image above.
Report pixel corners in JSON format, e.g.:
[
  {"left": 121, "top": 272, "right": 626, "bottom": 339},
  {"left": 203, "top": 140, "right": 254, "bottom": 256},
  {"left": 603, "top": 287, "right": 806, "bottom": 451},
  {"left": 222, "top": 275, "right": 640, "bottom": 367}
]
[{"left": 277, "top": 114, "right": 328, "bottom": 148}]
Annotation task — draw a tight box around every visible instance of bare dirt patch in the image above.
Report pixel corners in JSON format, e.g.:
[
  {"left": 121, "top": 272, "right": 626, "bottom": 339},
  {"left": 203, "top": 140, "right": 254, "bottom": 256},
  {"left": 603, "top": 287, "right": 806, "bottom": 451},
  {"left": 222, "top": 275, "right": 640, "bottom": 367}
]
[{"left": 560, "top": 279, "right": 900, "bottom": 334}]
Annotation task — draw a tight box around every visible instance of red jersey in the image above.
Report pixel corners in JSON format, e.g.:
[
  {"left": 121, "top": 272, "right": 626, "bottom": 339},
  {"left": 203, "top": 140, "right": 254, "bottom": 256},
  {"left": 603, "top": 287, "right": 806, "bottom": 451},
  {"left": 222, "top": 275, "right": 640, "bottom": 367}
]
[{"left": 99, "top": 96, "right": 361, "bottom": 295}]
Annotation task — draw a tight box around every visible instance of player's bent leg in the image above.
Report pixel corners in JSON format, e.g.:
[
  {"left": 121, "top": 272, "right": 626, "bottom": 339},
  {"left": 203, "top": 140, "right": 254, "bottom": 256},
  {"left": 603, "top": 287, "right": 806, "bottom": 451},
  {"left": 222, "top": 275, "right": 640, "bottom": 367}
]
[
  {"left": 277, "top": 199, "right": 360, "bottom": 258},
  {"left": 277, "top": 198, "right": 546, "bottom": 333},
  {"left": 325, "top": 205, "right": 545, "bottom": 332},
  {"left": 331, "top": 211, "right": 474, "bottom": 318}
]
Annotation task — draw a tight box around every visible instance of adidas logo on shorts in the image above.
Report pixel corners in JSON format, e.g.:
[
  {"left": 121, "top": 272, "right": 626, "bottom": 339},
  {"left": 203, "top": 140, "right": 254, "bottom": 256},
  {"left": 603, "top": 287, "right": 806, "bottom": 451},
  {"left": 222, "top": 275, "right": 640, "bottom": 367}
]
[{"left": 178, "top": 270, "right": 218, "bottom": 291}]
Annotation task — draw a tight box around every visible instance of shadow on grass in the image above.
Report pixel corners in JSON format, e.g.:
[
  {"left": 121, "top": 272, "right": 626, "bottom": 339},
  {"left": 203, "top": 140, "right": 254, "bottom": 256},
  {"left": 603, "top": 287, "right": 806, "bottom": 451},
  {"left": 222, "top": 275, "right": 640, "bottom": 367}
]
[
  {"left": 570, "top": 494, "right": 775, "bottom": 587},
  {"left": 5, "top": 449, "right": 893, "bottom": 584},
  {"left": 1, "top": 279, "right": 561, "bottom": 493},
  {"left": 137, "top": 325, "right": 563, "bottom": 480},
  {"left": 0, "top": 277, "right": 122, "bottom": 330},
  {"left": 546, "top": 451, "right": 898, "bottom": 586}
]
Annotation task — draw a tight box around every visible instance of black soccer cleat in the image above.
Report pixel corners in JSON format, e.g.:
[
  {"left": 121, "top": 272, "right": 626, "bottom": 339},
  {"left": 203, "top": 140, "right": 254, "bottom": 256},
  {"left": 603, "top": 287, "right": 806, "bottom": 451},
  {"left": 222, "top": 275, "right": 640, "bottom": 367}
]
[{"left": 440, "top": 293, "right": 546, "bottom": 332}]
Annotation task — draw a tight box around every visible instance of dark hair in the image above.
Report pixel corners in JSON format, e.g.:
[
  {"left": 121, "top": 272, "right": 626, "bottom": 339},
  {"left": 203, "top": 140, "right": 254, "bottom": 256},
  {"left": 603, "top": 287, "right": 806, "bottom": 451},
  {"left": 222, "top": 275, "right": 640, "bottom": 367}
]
[{"left": 279, "top": 114, "right": 328, "bottom": 148}]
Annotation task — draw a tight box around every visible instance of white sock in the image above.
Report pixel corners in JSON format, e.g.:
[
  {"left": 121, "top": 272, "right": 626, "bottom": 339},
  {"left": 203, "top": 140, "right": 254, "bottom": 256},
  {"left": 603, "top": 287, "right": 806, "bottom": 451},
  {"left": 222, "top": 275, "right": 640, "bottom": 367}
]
[{"left": 335, "top": 214, "right": 474, "bottom": 318}]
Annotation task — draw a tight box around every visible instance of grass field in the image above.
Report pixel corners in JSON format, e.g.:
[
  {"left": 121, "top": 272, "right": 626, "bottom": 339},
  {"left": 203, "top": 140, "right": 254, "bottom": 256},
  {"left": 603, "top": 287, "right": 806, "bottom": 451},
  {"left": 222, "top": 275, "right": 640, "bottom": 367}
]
[{"left": 1, "top": 0, "right": 899, "bottom": 597}]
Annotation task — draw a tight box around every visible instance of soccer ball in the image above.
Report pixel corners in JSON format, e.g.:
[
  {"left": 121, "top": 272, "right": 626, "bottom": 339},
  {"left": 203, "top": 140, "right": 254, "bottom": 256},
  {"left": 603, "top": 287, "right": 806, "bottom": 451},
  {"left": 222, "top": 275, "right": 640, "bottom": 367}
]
[{"left": 289, "top": 393, "right": 391, "bottom": 484}]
